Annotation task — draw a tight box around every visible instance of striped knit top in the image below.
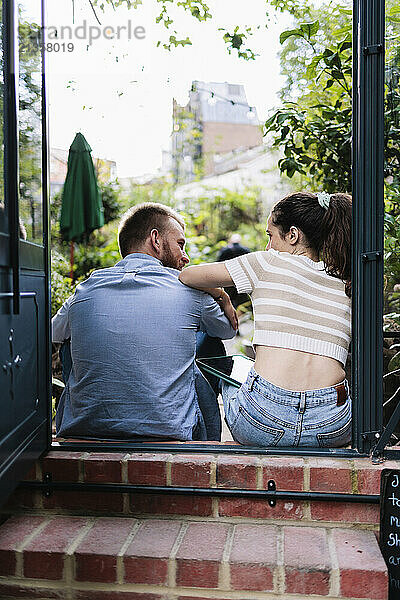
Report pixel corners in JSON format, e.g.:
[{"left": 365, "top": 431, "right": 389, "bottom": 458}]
[{"left": 225, "top": 249, "right": 351, "bottom": 366}]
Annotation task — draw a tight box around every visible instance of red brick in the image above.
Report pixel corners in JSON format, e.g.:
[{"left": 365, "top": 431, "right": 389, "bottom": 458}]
[
  {"left": 262, "top": 456, "right": 304, "bottom": 491},
  {"left": 284, "top": 526, "right": 330, "bottom": 595},
  {"left": 310, "top": 500, "right": 379, "bottom": 524},
  {"left": 127, "top": 454, "right": 170, "bottom": 486},
  {"left": 24, "top": 464, "right": 38, "bottom": 481},
  {"left": 130, "top": 493, "right": 212, "bottom": 517},
  {"left": 0, "top": 516, "right": 46, "bottom": 576},
  {"left": 43, "top": 490, "right": 124, "bottom": 513},
  {"left": 230, "top": 523, "right": 277, "bottom": 558},
  {"left": 231, "top": 563, "right": 274, "bottom": 591},
  {"left": 176, "top": 559, "right": 220, "bottom": 588},
  {"left": 124, "top": 520, "right": 181, "bottom": 584},
  {"left": 230, "top": 525, "right": 276, "bottom": 591},
  {"left": 3, "top": 487, "right": 37, "bottom": 510},
  {"left": 354, "top": 459, "right": 399, "bottom": 495},
  {"left": 170, "top": 455, "right": 213, "bottom": 487},
  {"left": 217, "top": 456, "right": 258, "bottom": 489},
  {"left": 176, "top": 522, "right": 229, "bottom": 588},
  {"left": 23, "top": 517, "right": 87, "bottom": 579},
  {"left": 41, "top": 451, "right": 82, "bottom": 482},
  {"left": 74, "top": 593, "right": 165, "bottom": 600},
  {"left": 83, "top": 453, "right": 125, "bottom": 483},
  {"left": 333, "top": 529, "right": 388, "bottom": 599},
  {"left": 75, "top": 518, "right": 134, "bottom": 582},
  {"left": 0, "top": 582, "right": 68, "bottom": 599},
  {"left": 357, "top": 468, "right": 381, "bottom": 495},
  {"left": 309, "top": 458, "right": 352, "bottom": 492},
  {"left": 285, "top": 570, "right": 330, "bottom": 595},
  {"left": 218, "top": 497, "right": 304, "bottom": 520}
]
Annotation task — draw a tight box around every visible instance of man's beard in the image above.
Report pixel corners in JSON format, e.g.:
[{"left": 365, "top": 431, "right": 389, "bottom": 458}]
[{"left": 161, "top": 241, "right": 182, "bottom": 270}]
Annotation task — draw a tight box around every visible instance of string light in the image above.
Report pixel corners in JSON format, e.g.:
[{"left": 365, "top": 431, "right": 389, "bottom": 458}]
[
  {"left": 193, "top": 84, "right": 256, "bottom": 119},
  {"left": 207, "top": 92, "right": 217, "bottom": 106}
]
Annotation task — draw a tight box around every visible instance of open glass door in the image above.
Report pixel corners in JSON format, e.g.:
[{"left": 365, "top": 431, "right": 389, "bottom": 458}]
[{"left": 0, "top": 0, "right": 50, "bottom": 507}]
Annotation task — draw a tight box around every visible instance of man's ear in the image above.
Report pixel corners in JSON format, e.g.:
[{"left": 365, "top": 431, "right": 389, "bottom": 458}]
[
  {"left": 150, "top": 228, "right": 161, "bottom": 254},
  {"left": 288, "top": 226, "right": 300, "bottom": 246}
]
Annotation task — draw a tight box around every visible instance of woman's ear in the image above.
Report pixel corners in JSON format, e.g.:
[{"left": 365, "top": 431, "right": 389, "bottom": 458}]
[{"left": 288, "top": 225, "right": 300, "bottom": 246}]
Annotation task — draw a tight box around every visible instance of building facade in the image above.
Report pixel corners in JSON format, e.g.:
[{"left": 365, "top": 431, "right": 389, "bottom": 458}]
[{"left": 171, "top": 81, "right": 263, "bottom": 183}]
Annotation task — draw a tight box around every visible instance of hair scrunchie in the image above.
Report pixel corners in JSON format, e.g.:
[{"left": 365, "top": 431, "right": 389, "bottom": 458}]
[{"left": 316, "top": 191, "right": 331, "bottom": 210}]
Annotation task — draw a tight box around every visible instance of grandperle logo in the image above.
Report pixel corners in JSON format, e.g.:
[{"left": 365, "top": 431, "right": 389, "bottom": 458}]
[{"left": 23, "top": 21, "right": 146, "bottom": 53}]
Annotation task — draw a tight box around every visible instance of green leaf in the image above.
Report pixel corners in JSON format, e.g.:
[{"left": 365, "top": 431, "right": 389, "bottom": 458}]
[
  {"left": 277, "top": 112, "right": 292, "bottom": 124},
  {"left": 284, "top": 145, "right": 293, "bottom": 157},
  {"left": 306, "top": 55, "right": 321, "bottom": 79},
  {"left": 323, "top": 48, "right": 334, "bottom": 58},
  {"left": 304, "top": 137, "right": 318, "bottom": 150},
  {"left": 338, "top": 39, "right": 352, "bottom": 52},
  {"left": 280, "top": 125, "right": 290, "bottom": 139},
  {"left": 299, "top": 20, "right": 319, "bottom": 39},
  {"left": 231, "top": 34, "right": 243, "bottom": 49},
  {"left": 279, "top": 28, "right": 302, "bottom": 44}
]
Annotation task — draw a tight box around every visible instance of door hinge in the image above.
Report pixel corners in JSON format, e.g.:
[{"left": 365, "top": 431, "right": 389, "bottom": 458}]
[
  {"left": 42, "top": 472, "right": 53, "bottom": 498},
  {"left": 267, "top": 479, "right": 276, "bottom": 507},
  {"left": 363, "top": 44, "right": 383, "bottom": 55},
  {"left": 361, "top": 251, "right": 382, "bottom": 262},
  {"left": 362, "top": 431, "right": 383, "bottom": 462}
]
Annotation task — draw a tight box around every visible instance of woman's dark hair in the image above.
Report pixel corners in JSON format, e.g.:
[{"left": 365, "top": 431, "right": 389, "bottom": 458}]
[{"left": 271, "top": 191, "right": 352, "bottom": 296}]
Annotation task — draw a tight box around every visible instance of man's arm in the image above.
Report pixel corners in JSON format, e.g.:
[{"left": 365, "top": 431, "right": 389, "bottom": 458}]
[
  {"left": 52, "top": 295, "right": 74, "bottom": 343},
  {"left": 199, "top": 293, "right": 236, "bottom": 340}
]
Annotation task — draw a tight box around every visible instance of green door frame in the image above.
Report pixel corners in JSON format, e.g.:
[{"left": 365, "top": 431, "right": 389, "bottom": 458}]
[
  {"left": 352, "top": 0, "right": 385, "bottom": 456},
  {"left": 0, "top": 0, "right": 51, "bottom": 507}
]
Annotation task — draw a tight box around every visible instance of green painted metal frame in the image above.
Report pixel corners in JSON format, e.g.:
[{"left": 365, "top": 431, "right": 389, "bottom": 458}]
[{"left": 352, "top": 0, "right": 385, "bottom": 455}]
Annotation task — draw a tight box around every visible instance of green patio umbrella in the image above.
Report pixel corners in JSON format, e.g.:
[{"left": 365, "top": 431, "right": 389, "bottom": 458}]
[{"left": 60, "top": 132, "right": 104, "bottom": 277}]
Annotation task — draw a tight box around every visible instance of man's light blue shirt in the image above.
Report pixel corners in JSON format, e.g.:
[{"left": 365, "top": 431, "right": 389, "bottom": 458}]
[{"left": 52, "top": 253, "right": 235, "bottom": 440}]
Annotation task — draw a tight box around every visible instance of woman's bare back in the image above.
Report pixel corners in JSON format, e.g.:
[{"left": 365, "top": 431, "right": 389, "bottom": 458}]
[{"left": 254, "top": 346, "right": 346, "bottom": 391}]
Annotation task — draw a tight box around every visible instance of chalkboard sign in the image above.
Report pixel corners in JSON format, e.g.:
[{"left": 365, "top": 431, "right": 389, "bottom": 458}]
[{"left": 380, "top": 469, "right": 400, "bottom": 599}]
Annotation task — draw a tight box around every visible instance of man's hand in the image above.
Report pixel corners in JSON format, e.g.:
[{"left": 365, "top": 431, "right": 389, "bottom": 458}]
[
  {"left": 217, "top": 290, "right": 239, "bottom": 331},
  {"left": 200, "top": 286, "right": 239, "bottom": 332}
]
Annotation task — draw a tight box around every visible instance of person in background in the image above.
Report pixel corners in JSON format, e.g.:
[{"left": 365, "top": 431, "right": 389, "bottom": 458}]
[
  {"left": 52, "top": 202, "right": 236, "bottom": 442},
  {"left": 217, "top": 233, "right": 250, "bottom": 310},
  {"left": 179, "top": 191, "right": 352, "bottom": 448}
]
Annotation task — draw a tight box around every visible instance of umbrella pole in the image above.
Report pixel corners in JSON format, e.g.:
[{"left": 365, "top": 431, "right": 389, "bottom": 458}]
[{"left": 70, "top": 241, "right": 74, "bottom": 281}]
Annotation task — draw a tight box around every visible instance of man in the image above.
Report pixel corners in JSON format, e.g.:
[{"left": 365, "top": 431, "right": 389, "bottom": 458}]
[{"left": 52, "top": 203, "right": 236, "bottom": 441}]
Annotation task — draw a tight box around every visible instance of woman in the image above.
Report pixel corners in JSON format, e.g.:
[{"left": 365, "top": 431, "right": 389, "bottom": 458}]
[{"left": 179, "top": 191, "right": 352, "bottom": 448}]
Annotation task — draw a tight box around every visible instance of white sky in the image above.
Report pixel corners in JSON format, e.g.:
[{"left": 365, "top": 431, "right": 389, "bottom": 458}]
[{"left": 45, "top": 1, "right": 293, "bottom": 178}]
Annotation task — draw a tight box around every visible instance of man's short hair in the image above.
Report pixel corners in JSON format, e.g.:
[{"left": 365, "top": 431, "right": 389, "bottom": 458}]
[{"left": 118, "top": 202, "right": 185, "bottom": 258}]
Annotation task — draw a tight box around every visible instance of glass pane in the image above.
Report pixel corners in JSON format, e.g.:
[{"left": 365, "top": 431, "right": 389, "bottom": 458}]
[
  {"left": 383, "top": 0, "right": 400, "bottom": 438},
  {"left": 18, "top": 0, "right": 42, "bottom": 244},
  {"left": 0, "top": 0, "right": 5, "bottom": 234}
]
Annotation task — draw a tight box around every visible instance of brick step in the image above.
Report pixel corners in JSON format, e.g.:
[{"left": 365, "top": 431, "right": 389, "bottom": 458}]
[
  {"left": 0, "top": 514, "right": 388, "bottom": 599},
  {"left": 8, "top": 452, "right": 393, "bottom": 526}
]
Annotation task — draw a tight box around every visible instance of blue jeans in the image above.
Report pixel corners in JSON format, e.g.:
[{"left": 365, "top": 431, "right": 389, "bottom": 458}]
[{"left": 222, "top": 368, "right": 352, "bottom": 448}]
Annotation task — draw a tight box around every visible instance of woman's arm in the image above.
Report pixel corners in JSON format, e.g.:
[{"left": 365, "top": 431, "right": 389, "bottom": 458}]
[
  {"left": 178, "top": 263, "right": 233, "bottom": 289},
  {"left": 179, "top": 263, "right": 238, "bottom": 330}
]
